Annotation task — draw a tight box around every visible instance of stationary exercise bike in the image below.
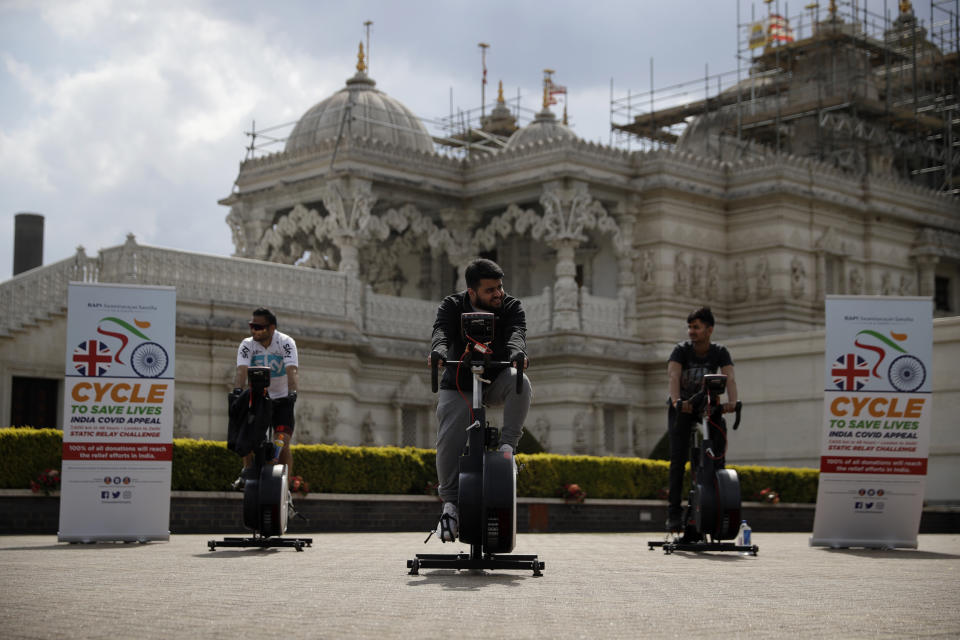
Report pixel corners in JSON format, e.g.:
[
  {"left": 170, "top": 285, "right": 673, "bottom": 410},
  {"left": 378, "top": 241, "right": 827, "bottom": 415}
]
[
  {"left": 407, "top": 312, "right": 544, "bottom": 576},
  {"left": 649, "top": 373, "right": 757, "bottom": 555},
  {"left": 209, "top": 366, "right": 312, "bottom": 552}
]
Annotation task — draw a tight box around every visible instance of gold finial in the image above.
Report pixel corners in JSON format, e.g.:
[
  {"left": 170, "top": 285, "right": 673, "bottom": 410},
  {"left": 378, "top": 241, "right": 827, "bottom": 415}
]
[
  {"left": 497, "top": 80, "right": 504, "bottom": 103},
  {"left": 829, "top": 0, "right": 836, "bottom": 16},
  {"left": 899, "top": 0, "right": 913, "bottom": 14},
  {"left": 357, "top": 41, "right": 366, "bottom": 73},
  {"left": 562, "top": 103, "right": 568, "bottom": 125}
]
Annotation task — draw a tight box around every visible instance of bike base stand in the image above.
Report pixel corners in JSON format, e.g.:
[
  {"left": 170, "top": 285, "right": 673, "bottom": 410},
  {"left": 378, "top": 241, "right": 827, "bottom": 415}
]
[
  {"left": 648, "top": 536, "right": 758, "bottom": 556},
  {"left": 208, "top": 536, "right": 313, "bottom": 552},
  {"left": 407, "top": 551, "right": 544, "bottom": 576}
]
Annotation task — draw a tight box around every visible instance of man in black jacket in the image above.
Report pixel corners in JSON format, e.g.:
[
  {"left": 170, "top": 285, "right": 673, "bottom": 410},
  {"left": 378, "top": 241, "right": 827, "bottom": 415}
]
[{"left": 428, "top": 258, "right": 531, "bottom": 541}]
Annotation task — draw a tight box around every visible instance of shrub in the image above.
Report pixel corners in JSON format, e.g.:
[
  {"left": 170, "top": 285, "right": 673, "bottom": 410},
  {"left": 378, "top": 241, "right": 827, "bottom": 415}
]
[
  {"left": 0, "top": 428, "right": 819, "bottom": 502},
  {"left": 0, "top": 428, "right": 62, "bottom": 489},
  {"left": 171, "top": 439, "right": 239, "bottom": 491}
]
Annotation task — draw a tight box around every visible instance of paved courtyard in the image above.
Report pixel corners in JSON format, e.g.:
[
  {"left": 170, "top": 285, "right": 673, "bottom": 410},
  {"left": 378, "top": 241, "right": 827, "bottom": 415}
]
[{"left": 1, "top": 532, "right": 958, "bottom": 639}]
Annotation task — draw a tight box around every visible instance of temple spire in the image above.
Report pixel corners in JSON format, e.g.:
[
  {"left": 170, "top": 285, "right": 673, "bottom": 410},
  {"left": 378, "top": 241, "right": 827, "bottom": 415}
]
[{"left": 356, "top": 41, "right": 367, "bottom": 73}]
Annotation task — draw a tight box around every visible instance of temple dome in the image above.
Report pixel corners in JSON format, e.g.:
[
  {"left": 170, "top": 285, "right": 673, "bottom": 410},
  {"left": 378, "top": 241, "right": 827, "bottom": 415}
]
[
  {"left": 284, "top": 70, "right": 435, "bottom": 154},
  {"left": 505, "top": 107, "right": 577, "bottom": 150}
]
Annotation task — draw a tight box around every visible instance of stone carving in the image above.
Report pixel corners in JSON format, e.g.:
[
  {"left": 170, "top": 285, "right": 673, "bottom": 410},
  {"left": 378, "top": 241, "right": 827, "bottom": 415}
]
[
  {"left": 899, "top": 273, "right": 914, "bottom": 296},
  {"left": 359, "top": 235, "right": 416, "bottom": 295},
  {"left": 536, "top": 181, "right": 613, "bottom": 243},
  {"left": 538, "top": 182, "right": 613, "bottom": 331},
  {"left": 881, "top": 271, "right": 893, "bottom": 296},
  {"left": 572, "top": 411, "right": 588, "bottom": 454},
  {"left": 706, "top": 257, "right": 719, "bottom": 297},
  {"left": 394, "top": 373, "right": 432, "bottom": 405},
  {"left": 756, "top": 257, "right": 771, "bottom": 299},
  {"left": 849, "top": 268, "right": 864, "bottom": 295},
  {"left": 533, "top": 415, "right": 551, "bottom": 451},
  {"left": 732, "top": 260, "right": 748, "bottom": 302},
  {"left": 690, "top": 255, "right": 705, "bottom": 299},
  {"left": 791, "top": 257, "right": 806, "bottom": 299},
  {"left": 291, "top": 401, "right": 314, "bottom": 443},
  {"left": 320, "top": 403, "right": 341, "bottom": 444},
  {"left": 173, "top": 394, "right": 193, "bottom": 438},
  {"left": 319, "top": 177, "right": 378, "bottom": 276},
  {"left": 639, "top": 250, "right": 656, "bottom": 295},
  {"left": 226, "top": 205, "right": 248, "bottom": 256},
  {"left": 360, "top": 412, "right": 376, "bottom": 446},
  {"left": 594, "top": 374, "right": 629, "bottom": 405},
  {"left": 674, "top": 252, "right": 689, "bottom": 296}
]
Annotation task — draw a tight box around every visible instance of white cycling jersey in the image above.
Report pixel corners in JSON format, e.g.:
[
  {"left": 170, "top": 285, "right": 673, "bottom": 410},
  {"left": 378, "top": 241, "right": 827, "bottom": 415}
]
[{"left": 236, "top": 330, "right": 299, "bottom": 399}]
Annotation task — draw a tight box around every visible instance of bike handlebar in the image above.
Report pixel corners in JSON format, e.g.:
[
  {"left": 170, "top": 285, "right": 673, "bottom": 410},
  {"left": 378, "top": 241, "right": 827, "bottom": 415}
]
[
  {"left": 430, "top": 353, "right": 525, "bottom": 395},
  {"left": 670, "top": 396, "right": 743, "bottom": 429}
]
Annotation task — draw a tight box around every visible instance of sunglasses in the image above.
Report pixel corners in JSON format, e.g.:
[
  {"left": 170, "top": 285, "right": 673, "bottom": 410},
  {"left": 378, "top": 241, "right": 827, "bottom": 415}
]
[{"left": 248, "top": 322, "right": 267, "bottom": 331}]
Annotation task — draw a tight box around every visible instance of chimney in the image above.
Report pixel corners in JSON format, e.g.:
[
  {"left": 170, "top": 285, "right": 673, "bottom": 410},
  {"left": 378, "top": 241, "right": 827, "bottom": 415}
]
[{"left": 13, "top": 212, "right": 44, "bottom": 276}]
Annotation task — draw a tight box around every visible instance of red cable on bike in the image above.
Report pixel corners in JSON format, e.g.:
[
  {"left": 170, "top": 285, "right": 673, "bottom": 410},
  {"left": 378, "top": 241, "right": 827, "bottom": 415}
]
[{"left": 454, "top": 344, "right": 475, "bottom": 423}]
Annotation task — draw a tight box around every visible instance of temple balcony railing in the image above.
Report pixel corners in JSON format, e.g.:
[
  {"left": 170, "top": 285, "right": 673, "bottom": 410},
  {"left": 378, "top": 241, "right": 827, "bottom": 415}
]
[
  {"left": 579, "top": 289, "right": 626, "bottom": 338},
  {"left": 0, "top": 236, "right": 627, "bottom": 343}
]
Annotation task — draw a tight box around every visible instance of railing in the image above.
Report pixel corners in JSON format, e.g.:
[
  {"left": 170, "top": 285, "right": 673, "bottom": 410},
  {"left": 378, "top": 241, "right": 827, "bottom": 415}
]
[
  {"left": 523, "top": 288, "right": 553, "bottom": 335},
  {"left": 0, "top": 238, "right": 627, "bottom": 342},
  {"left": 580, "top": 290, "right": 625, "bottom": 338},
  {"left": 0, "top": 251, "right": 98, "bottom": 336},
  {"left": 95, "top": 241, "right": 351, "bottom": 318},
  {"left": 364, "top": 289, "right": 435, "bottom": 340}
]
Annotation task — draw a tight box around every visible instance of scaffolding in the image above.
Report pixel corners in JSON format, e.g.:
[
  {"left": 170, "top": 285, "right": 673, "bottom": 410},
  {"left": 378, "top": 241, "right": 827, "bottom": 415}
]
[
  {"left": 611, "top": 0, "right": 960, "bottom": 195},
  {"left": 241, "top": 91, "right": 539, "bottom": 161}
]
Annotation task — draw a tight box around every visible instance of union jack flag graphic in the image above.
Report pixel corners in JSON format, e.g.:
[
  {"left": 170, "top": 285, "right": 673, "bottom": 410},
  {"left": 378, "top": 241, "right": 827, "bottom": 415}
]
[
  {"left": 832, "top": 353, "right": 870, "bottom": 391},
  {"left": 73, "top": 340, "right": 112, "bottom": 377}
]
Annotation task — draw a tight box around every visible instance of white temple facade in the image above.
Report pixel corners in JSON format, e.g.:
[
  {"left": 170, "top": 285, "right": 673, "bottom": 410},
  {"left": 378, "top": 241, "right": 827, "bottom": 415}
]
[{"left": 2, "top": 18, "right": 959, "bottom": 501}]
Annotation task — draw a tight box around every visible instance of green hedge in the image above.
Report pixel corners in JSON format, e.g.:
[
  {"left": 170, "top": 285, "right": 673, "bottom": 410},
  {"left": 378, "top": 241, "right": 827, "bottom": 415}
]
[
  {"left": 0, "top": 428, "right": 819, "bottom": 502},
  {"left": 0, "top": 428, "right": 63, "bottom": 490}
]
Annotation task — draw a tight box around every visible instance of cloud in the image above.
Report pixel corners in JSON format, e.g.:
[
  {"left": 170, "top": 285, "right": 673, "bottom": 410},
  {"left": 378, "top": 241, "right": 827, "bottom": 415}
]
[{"left": 0, "top": 0, "right": 345, "bottom": 277}]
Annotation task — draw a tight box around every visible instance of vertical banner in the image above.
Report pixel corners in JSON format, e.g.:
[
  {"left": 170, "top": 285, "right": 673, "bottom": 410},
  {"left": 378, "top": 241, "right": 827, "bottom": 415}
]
[
  {"left": 59, "top": 283, "right": 176, "bottom": 542},
  {"left": 811, "top": 296, "right": 933, "bottom": 548}
]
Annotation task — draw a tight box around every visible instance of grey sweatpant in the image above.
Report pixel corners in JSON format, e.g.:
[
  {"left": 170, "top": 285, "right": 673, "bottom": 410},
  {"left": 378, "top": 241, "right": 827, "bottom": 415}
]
[{"left": 435, "top": 367, "right": 532, "bottom": 504}]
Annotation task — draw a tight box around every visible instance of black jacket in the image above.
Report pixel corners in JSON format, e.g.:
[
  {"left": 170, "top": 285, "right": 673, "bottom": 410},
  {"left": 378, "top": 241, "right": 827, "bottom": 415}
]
[{"left": 430, "top": 291, "right": 527, "bottom": 391}]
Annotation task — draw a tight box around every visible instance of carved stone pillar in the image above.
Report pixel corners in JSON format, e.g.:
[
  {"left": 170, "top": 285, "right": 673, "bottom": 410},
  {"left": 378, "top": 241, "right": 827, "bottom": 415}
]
[
  {"left": 614, "top": 201, "right": 638, "bottom": 335},
  {"left": 550, "top": 238, "right": 581, "bottom": 331},
  {"left": 393, "top": 402, "right": 404, "bottom": 447},
  {"left": 438, "top": 209, "right": 480, "bottom": 291},
  {"left": 320, "top": 177, "right": 377, "bottom": 277},
  {"left": 592, "top": 402, "right": 605, "bottom": 454},
  {"left": 337, "top": 237, "right": 360, "bottom": 277},
  {"left": 538, "top": 181, "right": 608, "bottom": 331},
  {"left": 915, "top": 255, "right": 939, "bottom": 297},
  {"left": 118, "top": 233, "right": 139, "bottom": 283}
]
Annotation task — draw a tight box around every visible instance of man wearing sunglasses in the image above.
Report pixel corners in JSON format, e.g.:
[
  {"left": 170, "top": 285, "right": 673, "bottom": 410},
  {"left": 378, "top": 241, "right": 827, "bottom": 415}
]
[{"left": 233, "top": 308, "right": 300, "bottom": 476}]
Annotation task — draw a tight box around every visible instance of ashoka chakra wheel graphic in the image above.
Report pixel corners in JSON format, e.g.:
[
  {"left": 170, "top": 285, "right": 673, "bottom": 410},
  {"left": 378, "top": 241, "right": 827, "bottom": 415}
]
[
  {"left": 131, "top": 342, "right": 169, "bottom": 378},
  {"left": 887, "top": 354, "right": 925, "bottom": 392}
]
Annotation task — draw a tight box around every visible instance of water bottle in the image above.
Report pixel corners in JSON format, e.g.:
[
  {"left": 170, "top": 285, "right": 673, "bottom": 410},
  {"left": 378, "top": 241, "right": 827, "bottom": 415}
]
[
  {"left": 272, "top": 436, "right": 285, "bottom": 461},
  {"left": 737, "top": 519, "right": 752, "bottom": 551}
]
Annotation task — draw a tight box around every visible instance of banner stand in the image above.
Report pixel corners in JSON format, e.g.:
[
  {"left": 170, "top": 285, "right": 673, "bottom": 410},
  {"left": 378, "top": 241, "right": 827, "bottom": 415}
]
[
  {"left": 811, "top": 296, "right": 932, "bottom": 549},
  {"left": 58, "top": 283, "right": 176, "bottom": 543}
]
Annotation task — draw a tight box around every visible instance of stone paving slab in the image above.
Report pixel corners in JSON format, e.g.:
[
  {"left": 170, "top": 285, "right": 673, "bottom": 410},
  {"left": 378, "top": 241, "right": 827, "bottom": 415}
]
[{"left": 1, "top": 532, "right": 958, "bottom": 639}]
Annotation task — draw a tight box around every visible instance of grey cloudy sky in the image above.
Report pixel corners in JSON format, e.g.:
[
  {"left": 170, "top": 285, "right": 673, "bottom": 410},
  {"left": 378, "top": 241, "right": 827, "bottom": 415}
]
[{"left": 0, "top": 0, "right": 937, "bottom": 281}]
